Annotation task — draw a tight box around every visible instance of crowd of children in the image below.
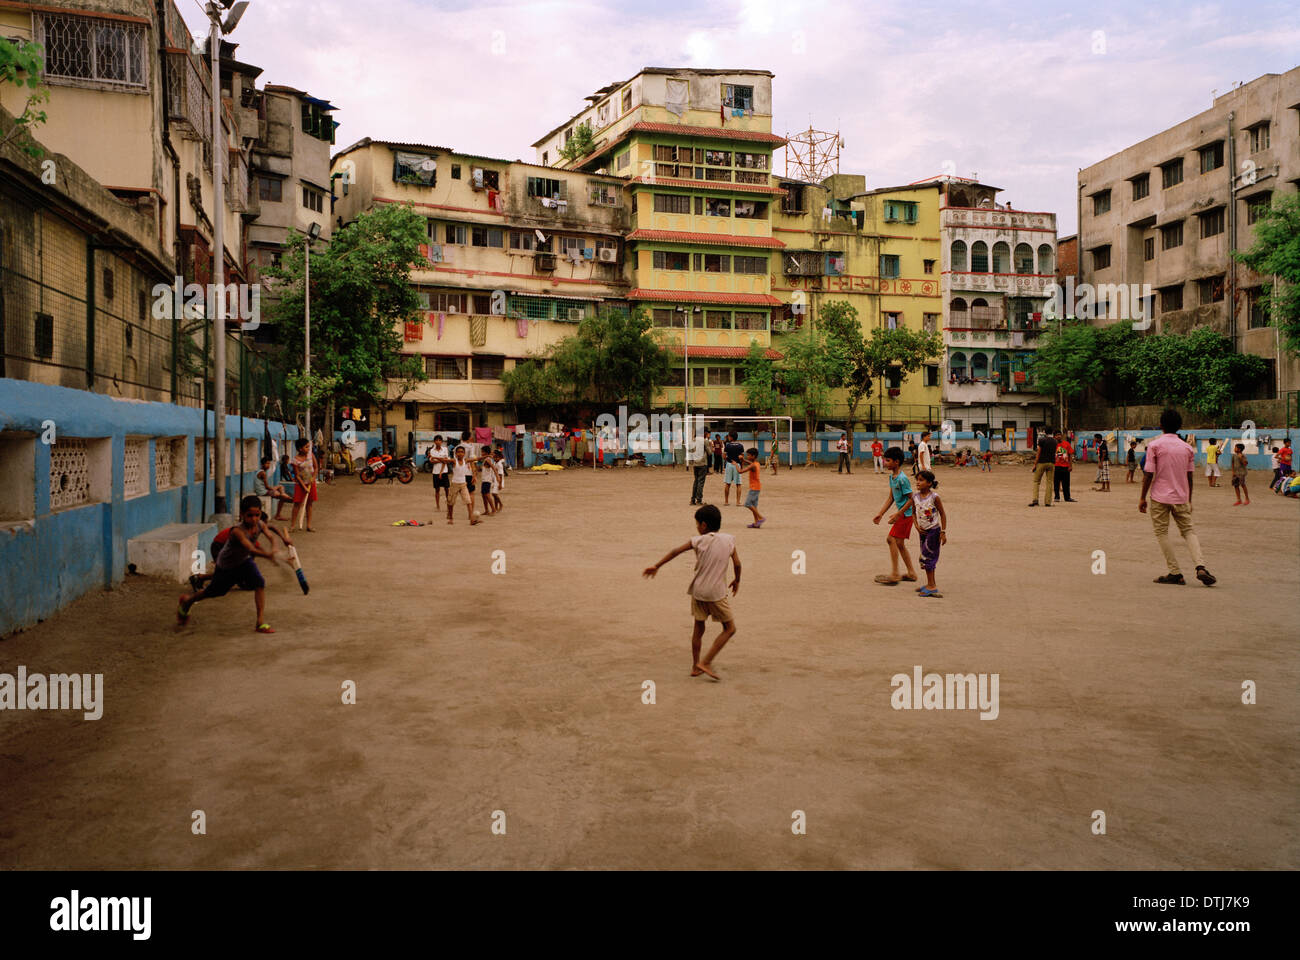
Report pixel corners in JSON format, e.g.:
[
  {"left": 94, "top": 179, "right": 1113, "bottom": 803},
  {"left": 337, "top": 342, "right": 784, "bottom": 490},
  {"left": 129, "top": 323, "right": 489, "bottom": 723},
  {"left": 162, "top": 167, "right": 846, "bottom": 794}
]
[{"left": 425, "top": 435, "right": 508, "bottom": 526}]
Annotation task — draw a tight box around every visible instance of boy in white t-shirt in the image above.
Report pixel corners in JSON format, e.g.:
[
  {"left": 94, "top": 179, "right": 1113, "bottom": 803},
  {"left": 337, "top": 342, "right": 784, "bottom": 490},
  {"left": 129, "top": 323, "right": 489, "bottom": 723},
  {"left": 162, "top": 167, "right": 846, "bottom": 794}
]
[
  {"left": 916, "top": 430, "right": 932, "bottom": 473},
  {"left": 434, "top": 445, "right": 482, "bottom": 526},
  {"left": 489, "top": 449, "right": 506, "bottom": 512},
  {"left": 643, "top": 504, "right": 741, "bottom": 681}
]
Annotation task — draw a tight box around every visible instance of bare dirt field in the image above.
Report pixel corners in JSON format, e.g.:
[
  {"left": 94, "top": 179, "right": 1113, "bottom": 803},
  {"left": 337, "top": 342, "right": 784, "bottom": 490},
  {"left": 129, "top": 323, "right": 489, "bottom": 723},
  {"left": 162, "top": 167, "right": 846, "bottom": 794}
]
[{"left": 1, "top": 460, "right": 1297, "bottom": 869}]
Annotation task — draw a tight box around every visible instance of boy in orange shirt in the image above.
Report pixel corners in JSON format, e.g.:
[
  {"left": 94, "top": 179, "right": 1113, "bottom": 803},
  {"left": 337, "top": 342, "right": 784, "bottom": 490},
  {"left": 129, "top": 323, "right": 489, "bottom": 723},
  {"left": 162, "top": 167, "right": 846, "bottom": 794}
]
[{"left": 740, "top": 448, "right": 766, "bottom": 528}]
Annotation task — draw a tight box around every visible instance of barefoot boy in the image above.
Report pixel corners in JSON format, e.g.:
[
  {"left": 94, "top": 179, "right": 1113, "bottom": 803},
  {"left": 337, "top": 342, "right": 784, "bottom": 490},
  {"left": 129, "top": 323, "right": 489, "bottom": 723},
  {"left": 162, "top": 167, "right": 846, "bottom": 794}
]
[
  {"left": 1231, "top": 443, "right": 1251, "bottom": 505},
  {"left": 178, "top": 495, "right": 289, "bottom": 633},
  {"left": 642, "top": 504, "right": 741, "bottom": 681},
  {"left": 909, "top": 469, "right": 947, "bottom": 598},
  {"left": 872, "top": 446, "right": 919, "bottom": 585},
  {"left": 740, "top": 448, "right": 766, "bottom": 528}
]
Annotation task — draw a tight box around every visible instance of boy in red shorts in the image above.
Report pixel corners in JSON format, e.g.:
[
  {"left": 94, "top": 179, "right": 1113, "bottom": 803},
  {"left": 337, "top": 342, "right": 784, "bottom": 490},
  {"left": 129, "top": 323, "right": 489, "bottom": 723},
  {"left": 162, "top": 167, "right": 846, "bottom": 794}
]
[{"left": 872, "top": 446, "right": 919, "bottom": 585}]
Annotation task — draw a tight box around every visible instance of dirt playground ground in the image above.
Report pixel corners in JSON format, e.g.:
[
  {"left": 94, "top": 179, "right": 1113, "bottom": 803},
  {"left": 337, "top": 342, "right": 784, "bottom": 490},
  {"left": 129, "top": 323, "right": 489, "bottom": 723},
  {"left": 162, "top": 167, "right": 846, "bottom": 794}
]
[{"left": 1, "top": 459, "right": 1297, "bottom": 869}]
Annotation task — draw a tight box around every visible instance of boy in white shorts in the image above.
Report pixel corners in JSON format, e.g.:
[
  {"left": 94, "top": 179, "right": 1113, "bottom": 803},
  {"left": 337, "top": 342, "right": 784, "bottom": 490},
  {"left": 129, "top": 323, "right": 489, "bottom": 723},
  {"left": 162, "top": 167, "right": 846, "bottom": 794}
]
[{"left": 1204, "top": 437, "right": 1222, "bottom": 487}]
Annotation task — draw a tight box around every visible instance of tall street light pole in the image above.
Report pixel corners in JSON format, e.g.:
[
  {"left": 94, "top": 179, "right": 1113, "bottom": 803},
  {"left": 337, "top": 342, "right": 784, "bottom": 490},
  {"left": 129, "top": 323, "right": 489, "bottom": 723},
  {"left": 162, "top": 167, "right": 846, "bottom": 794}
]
[
  {"left": 304, "top": 221, "right": 320, "bottom": 444},
  {"left": 207, "top": 0, "right": 249, "bottom": 514}
]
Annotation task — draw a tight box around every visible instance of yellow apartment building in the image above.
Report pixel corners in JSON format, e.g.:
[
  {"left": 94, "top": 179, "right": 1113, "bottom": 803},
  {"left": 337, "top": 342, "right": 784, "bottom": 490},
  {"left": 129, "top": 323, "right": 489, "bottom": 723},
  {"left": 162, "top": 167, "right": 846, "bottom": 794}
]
[
  {"left": 770, "top": 175, "right": 944, "bottom": 429},
  {"left": 536, "top": 68, "right": 787, "bottom": 414},
  {"left": 329, "top": 138, "right": 631, "bottom": 443}
]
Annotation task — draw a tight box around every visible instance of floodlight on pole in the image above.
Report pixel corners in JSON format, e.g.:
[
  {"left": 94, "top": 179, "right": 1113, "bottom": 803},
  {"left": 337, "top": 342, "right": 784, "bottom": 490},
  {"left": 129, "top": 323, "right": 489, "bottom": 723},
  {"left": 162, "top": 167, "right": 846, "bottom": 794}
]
[{"left": 304, "top": 221, "right": 320, "bottom": 447}]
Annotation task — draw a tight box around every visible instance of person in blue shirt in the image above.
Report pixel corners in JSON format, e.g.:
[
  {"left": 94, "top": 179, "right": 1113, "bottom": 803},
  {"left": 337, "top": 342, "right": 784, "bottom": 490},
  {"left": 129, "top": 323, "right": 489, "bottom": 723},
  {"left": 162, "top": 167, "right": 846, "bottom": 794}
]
[{"left": 871, "top": 447, "right": 919, "bottom": 585}]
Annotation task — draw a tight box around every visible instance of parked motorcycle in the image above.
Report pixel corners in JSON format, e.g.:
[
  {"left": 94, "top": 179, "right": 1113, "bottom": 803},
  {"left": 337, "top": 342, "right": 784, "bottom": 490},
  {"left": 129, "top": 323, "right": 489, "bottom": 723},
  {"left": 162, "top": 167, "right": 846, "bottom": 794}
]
[{"left": 359, "top": 451, "right": 414, "bottom": 484}]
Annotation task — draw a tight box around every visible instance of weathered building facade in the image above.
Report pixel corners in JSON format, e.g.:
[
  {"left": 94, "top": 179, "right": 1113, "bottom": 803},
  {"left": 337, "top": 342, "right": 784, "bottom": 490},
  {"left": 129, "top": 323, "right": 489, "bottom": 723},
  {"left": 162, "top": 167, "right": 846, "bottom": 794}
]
[{"left": 1078, "top": 66, "right": 1300, "bottom": 406}]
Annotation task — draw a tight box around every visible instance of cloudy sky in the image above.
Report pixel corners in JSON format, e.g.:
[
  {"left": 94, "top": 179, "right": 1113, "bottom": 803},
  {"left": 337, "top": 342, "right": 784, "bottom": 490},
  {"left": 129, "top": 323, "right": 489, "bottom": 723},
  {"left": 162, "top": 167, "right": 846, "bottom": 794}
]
[{"left": 188, "top": 0, "right": 1299, "bottom": 234}]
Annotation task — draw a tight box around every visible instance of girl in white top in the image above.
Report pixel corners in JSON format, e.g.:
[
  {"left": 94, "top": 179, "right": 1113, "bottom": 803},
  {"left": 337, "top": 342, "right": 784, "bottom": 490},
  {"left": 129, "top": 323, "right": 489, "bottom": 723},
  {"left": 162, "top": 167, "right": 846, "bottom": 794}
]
[{"left": 909, "top": 470, "right": 947, "bottom": 599}]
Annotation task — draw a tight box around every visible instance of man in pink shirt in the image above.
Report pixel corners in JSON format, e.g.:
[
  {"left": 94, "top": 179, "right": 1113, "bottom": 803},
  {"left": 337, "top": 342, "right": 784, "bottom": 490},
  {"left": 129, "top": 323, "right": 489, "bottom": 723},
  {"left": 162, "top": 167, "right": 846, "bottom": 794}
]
[{"left": 1138, "top": 409, "right": 1216, "bottom": 586}]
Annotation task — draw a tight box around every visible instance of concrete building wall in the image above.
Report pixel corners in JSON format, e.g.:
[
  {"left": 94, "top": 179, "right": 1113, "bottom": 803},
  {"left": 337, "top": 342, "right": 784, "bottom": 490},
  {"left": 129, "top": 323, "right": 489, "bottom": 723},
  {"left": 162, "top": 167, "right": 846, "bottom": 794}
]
[
  {"left": 0, "top": 378, "right": 299, "bottom": 636},
  {"left": 1078, "top": 66, "right": 1300, "bottom": 398}
]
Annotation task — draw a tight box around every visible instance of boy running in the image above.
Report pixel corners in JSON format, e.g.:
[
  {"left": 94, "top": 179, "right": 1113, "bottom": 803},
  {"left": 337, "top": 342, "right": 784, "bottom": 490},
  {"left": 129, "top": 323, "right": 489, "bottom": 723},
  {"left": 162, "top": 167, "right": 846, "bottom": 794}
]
[
  {"left": 178, "top": 495, "right": 288, "bottom": 633},
  {"left": 909, "top": 469, "right": 947, "bottom": 598},
  {"left": 872, "top": 446, "right": 919, "bottom": 585},
  {"left": 643, "top": 504, "right": 741, "bottom": 681},
  {"left": 740, "top": 448, "right": 766, "bottom": 528}
]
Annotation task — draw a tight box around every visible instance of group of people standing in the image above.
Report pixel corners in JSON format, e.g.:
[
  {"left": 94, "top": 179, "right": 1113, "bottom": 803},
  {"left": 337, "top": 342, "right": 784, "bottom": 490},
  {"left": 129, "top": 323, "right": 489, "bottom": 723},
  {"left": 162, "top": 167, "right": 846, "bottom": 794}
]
[{"left": 424, "top": 435, "right": 507, "bottom": 526}]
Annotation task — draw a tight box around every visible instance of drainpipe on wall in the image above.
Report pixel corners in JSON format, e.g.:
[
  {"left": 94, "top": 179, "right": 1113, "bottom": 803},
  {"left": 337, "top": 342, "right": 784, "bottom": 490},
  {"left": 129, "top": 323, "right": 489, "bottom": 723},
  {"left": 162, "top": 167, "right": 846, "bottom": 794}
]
[{"left": 1226, "top": 111, "right": 1238, "bottom": 352}]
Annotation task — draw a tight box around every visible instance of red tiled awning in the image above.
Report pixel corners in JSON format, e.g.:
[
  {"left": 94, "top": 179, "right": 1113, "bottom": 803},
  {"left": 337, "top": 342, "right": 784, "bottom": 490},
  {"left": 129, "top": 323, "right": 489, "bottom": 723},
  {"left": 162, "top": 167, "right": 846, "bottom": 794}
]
[
  {"left": 627, "top": 230, "right": 785, "bottom": 249},
  {"left": 630, "top": 289, "right": 783, "bottom": 306},
  {"left": 630, "top": 122, "right": 787, "bottom": 145},
  {"left": 667, "top": 345, "right": 784, "bottom": 360}
]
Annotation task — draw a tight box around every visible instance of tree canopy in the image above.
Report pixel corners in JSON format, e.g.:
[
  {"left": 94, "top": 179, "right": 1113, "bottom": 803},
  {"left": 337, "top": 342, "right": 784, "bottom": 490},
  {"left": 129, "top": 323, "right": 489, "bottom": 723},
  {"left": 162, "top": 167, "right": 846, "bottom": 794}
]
[{"left": 1234, "top": 192, "right": 1300, "bottom": 355}]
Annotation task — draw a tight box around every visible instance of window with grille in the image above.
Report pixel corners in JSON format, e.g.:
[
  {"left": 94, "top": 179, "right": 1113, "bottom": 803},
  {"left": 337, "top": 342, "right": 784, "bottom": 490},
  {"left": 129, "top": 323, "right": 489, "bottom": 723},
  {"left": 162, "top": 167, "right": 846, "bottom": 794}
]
[
  {"left": 123, "top": 437, "right": 148, "bottom": 499},
  {"left": 1160, "top": 285, "right": 1183, "bottom": 313},
  {"left": 258, "top": 177, "right": 282, "bottom": 202},
  {"left": 426, "top": 357, "right": 468, "bottom": 379},
  {"left": 733, "top": 312, "right": 766, "bottom": 331},
  {"left": 1246, "top": 192, "right": 1271, "bottom": 225},
  {"left": 1161, "top": 158, "right": 1183, "bottom": 189},
  {"left": 589, "top": 182, "right": 618, "bottom": 206},
  {"left": 693, "top": 253, "right": 730, "bottom": 273},
  {"left": 49, "top": 439, "right": 92, "bottom": 511},
  {"left": 38, "top": 14, "right": 147, "bottom": 87},
  {"left": 1143, "top": 237, "right": 1155, "bottom": 261},
  {"left": 471, "top": 227, "right": 503, "bottom": 248},
  {"left": 721, "top": 84, "right": 753, "bottom": 110},
  {"left": 653, "top": 194, "right": 691, "bottom": 214},
  {"left": 1199, "top": 208, "right": 1225, "bottom": 238},
  {"left": 1247, "top": 288, "right": 1269, "bottom": 328},
  {"left": 1091, "top": 190, "right": 1111, "bottom": 216},
  {"left": 1197, "top": 276, "right": 1224, "bottom": 305},
  {"left": 1091, "top": 245, "right": 1111, "bottom": 270},
  {"left": 704, "top": 311, "right": 733, "bottom": 329},
  {"left": 445, "top": 224, "right": 467, "bottom": 245},
  {"left": 527, "top": 177, "right": 564, "bottom": 199},
  {"left": 510, "top": 231, "right": 534, "bottom": 251},
  {"left": 1161, "top": 222, "right": 1183, "bottom": 250},
  {"left": 473, "top": 355, "right": 505, "bottom": 380},
  {"left": 652, "top": 308, "right": 684, "bottom": 328},
  {"left": 1131, "top": 173, "right": 1150, "bottom": 201},
  {"left": 653, "top": 250, "right": 690, "bottom": 271},
  {"left": 1248, "top": 122, "right": 1270, "bottom": 153},
  {"left": 1198, "top": 142, "right": 1224, "bottom": 174},
  {"left": 923, "top": 313, "right": 939, "bottom": 333},
  {"left": 393, "top": 152, "right": 436, "bottom": 186},
  {"left": 880, "top": 255, "right": 901, "bottom": 278},
  {"left": 733, "top": 255, "right": 767, "bottom": 275},
  {"left": 155, "top": 437, "right": 178, "bottom": 490},
  {"left": 430, "top": 292, "right": 467, "bottom": 313}
]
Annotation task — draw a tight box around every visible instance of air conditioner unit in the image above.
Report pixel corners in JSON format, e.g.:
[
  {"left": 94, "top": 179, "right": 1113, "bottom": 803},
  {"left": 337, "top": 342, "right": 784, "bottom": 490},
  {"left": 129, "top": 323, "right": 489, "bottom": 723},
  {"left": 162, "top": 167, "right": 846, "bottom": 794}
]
[
  {"left": 535, "top": 253, "right": 556, "bottom": 271},
  {"left": 597, "top": 248, "right": 617, "bottom": 263},
  {"left": 566, "top": 307, "right": 583, "bottom": 321}
]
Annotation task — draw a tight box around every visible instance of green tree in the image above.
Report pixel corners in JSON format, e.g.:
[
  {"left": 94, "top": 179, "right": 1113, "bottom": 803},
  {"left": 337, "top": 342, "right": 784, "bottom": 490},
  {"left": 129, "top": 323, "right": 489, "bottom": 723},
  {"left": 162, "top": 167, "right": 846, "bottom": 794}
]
[
  {"left": 1029, "top": 322, "right": 1103, "bottom": 429},
  {"left": 501, "top": 308, "right": 672, "bottom": 412},
  {"left": 739, "top": 340, "right": 780, "bottom": 416},
  {"left": 819, "top": 301, "right": 941, "bottom": 452},
  {"left": 0, "top": 37, "right": 48, "bottom": 156},
  {"left": 558, "top": 122, "right": 596, "bottom": 162},
  {"left": 1126, "top": 328, "right": 1266, "bottom": 416},
  {"left": 779, "top": 326, "right": 850, "bottom": 464},
  {"left": 1234, "top": 192, "right": 1300, "bottom": 355},
  {"left": 268, "top": 203, "right": 427, "bottom": 435}
]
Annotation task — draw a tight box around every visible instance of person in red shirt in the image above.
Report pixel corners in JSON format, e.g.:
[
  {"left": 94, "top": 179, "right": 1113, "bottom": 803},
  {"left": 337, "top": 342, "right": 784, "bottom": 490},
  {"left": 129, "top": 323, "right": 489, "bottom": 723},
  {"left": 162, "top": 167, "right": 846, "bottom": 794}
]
[
  {"left": 871, "top": 438, "right": 885, "bottom": 474},
  {"left": 1052, "top": 430, "right": 1076, "bottom": 502},
  {"left": 1281, "top": 439, "right": 1293, "bottom": 478}
]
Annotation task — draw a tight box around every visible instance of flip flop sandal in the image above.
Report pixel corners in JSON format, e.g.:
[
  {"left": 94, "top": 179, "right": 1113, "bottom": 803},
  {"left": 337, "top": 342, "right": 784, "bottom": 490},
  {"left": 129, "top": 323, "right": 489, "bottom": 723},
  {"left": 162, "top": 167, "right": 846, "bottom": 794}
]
[
  {"left": 874, "top": 575, "right": 900, "bottom": 585},
  {"left": 919, "top": 587, "right": 943, "bottom": 598},
  {"left": 1195, "top": 567, "right": 1217, "bottom": 586},
  {"left": 255, "top": 623, "right": 275, "bottom": 634},
  {"left": 900, "top": 574, "right": 918, "bottom": 582},
  {"left": 1153, "top": 574, "right": 1186, "bottom": 584}
]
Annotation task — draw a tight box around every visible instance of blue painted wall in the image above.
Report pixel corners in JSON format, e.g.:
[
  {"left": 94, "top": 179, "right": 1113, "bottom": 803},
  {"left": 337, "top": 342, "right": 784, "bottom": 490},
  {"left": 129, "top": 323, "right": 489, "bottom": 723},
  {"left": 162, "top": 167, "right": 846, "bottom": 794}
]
[{"left": 0, "top": 378, "right": 299, "bottom": 636}]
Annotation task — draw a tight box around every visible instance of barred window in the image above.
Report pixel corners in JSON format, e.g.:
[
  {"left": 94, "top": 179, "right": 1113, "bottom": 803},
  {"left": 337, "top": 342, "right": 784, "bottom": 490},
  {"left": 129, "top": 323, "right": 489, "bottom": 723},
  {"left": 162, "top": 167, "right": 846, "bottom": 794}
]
[
  {"left": 39, "top": 14, "right": 147, "bottom": 87},
  {"left": 426, "top": 357, "right": 468, "bottom": 379}
]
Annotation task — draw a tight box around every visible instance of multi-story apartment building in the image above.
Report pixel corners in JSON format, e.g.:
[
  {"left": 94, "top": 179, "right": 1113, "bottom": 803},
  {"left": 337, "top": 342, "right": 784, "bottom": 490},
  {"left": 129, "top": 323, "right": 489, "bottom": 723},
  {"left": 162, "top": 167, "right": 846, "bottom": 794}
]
[
  {"left": 771, "top": 174, "right": 944, "bottom": 429},
  {"left": 329, "top": 138, "right": 631, "bottom": 443},
  {"left": 1078, "top": 66, "right": 1300, "bottom": 402},
  {"left": 0, "top": 0, "right": 336, "bottom": 409},
  {"left": 939, "top": 176, "right": 1058, "bottom": 434},
  {"left": 246, "top": 84, "right": 338, "bottom": 282},
  {"left": 534, "top": 68, "right": 787, "bottom": 414}
]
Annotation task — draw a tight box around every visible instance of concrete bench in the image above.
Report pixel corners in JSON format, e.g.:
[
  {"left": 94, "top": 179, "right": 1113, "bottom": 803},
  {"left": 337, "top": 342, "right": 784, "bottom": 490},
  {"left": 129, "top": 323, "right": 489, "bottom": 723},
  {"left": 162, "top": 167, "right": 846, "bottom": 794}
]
[{"left": 127, "top": 522, "right": 217, "bottom": 583}]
